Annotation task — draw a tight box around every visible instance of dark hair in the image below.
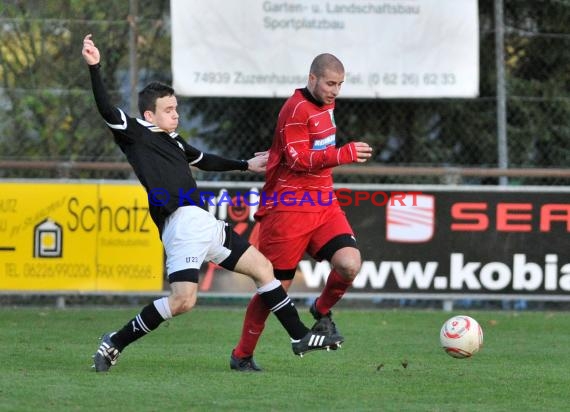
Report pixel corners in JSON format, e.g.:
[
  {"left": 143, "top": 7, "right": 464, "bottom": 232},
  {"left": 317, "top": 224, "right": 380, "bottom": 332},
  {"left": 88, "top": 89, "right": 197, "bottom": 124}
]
[
  {"left": 309, "top": 53, "right": 344, "bottom": 77},
  {"left": 138, "top": 81, "right": 175, "bottom": 117}
]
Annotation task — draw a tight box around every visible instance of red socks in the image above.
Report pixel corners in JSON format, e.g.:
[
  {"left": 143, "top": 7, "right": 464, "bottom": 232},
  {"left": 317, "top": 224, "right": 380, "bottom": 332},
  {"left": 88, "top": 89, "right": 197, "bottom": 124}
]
[
  {"left": 316, "top": 269, "right": 353, "bottom": 315},
  {"left": 233, "top": 293, "right": 271, "bottom": 358}
]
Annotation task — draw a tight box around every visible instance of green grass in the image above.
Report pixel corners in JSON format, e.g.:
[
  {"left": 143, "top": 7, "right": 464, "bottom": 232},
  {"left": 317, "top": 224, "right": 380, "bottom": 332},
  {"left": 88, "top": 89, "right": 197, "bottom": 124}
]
[{"left": 0, "top": 306, "right": 568, "bottom": 412}]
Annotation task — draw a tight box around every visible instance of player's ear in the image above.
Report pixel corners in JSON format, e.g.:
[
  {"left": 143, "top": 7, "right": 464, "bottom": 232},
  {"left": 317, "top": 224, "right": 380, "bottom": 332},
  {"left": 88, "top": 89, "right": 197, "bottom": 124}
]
[
  {"left": 143, "top": 110, "right": 154, "bottom": 122},
  {"left": 308, "top": 73, "right": 317, "bottom": 88}
]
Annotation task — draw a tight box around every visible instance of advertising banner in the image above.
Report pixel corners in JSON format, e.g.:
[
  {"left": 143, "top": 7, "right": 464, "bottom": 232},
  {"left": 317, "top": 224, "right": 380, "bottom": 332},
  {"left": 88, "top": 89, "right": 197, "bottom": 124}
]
[
  {"left": 3, "top": 181, "right": 567, "bottom": 301},
  {"left": 193, "top": 184, "right": 570, "bottom": 300},
  {"left": 0, "top": 182, "right": 164, "bottom": 292},
  {"left": 171, "top": 0, "right": 479, "bottom": 98}
]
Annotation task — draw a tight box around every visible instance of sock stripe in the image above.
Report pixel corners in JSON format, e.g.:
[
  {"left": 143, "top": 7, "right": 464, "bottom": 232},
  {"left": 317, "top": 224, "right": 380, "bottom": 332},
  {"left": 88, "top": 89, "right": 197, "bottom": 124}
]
[
  {"left": 135, "top": 314, "right": 151, "bottom": 333},
  {"left": 270, "top": 297, "right": 291, "bottom": 312},
  {"left": 258, "top": 286, "right": 308, "bottom": 340}
]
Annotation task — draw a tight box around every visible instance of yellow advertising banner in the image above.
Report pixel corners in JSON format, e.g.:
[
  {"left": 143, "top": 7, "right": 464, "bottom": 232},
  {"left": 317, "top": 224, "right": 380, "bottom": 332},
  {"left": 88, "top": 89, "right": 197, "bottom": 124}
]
[{"left": 0, "top": 181, "right": 163, "bottom": 292}]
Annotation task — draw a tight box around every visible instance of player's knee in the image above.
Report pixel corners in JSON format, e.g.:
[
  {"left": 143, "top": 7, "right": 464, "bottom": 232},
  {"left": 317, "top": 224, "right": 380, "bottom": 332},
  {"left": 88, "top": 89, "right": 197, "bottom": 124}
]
[
  {"left": 335, "top": 257, "right": 361, "bottom": 281},
  {"left": 169, "top": 292, "right": 197, "bottom": 315},
  {"left": 332, "top": 247, "right": 362, "bottom": 281}
]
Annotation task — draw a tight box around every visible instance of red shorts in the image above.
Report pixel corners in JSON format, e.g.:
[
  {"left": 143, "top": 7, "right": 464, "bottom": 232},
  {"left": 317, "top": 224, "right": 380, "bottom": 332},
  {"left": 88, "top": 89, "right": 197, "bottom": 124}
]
[{"left": 258, "top": 206, "right": 354, "bottom": 271}]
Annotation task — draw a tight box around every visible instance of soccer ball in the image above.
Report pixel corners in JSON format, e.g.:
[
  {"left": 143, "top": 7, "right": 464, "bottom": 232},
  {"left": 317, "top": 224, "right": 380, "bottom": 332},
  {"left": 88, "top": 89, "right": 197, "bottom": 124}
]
[{"left": 440, "top": 315, "right": 483, "bottom": 358}]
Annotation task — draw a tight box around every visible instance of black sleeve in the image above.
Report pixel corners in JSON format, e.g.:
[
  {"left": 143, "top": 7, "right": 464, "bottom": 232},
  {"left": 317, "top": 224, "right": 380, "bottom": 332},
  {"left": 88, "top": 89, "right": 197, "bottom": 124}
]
[
  {"left": 88, "top": 63, "right": 124, "bottom": 124},
  {"left": 193, "top": 153, "right": 248, "bottom": 172},
  {"left": 176, "top": 136, "right": 248, "bottom": 172}
]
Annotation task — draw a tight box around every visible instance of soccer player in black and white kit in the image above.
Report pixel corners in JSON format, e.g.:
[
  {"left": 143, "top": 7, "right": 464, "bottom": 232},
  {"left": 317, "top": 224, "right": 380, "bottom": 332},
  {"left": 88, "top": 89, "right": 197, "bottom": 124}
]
[{"left": 82, "top": 34, "right": 341, "bottom": 372}]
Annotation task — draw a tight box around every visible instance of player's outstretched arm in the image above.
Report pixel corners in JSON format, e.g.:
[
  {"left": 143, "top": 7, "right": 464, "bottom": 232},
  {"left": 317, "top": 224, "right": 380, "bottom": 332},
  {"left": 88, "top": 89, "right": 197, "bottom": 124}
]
[{"left": 82, "top": 34, "right": 123, "bottom": 125}]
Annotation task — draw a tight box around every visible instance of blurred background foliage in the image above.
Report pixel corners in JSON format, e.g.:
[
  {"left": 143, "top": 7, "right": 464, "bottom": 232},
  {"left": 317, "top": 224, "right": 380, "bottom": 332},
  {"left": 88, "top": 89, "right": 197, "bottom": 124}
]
[{"left": 1, "top": 0, "right": 569, "bottom": 184}]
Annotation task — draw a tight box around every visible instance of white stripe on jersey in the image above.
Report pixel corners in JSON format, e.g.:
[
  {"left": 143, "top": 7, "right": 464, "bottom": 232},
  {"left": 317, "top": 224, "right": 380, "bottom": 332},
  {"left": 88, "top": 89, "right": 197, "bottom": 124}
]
[
  {"left": 106, "top": 108, "right": 128, "bottom": 130},
  {"left": 189, "top": 152, "right": 203, "bottom": 165}
]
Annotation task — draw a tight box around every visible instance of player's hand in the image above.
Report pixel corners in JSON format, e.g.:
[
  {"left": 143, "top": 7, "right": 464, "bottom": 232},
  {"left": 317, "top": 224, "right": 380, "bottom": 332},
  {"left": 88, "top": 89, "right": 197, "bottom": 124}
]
[
  {"left": 246, "top": 151, "right": 269, "bottom": 173},
  {"left": 82, "top": 34, "right": 101, "bottom": 65},
  {"left": 353, "top": 142, "right": 373, "bottom": 163}
]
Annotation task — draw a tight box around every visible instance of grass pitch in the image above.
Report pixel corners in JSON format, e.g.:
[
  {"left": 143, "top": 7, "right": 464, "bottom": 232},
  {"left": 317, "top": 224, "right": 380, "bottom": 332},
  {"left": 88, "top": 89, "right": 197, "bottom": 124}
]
[{"left": 0, "top": 306, "right": 567, "bottom": 411}]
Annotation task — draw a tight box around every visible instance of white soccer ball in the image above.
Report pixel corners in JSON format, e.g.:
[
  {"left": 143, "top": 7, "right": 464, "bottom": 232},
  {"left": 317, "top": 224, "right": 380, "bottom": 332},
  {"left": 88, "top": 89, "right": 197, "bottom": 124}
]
[{"left": 440, "top": 315, "right": 483, "bottom": 358}]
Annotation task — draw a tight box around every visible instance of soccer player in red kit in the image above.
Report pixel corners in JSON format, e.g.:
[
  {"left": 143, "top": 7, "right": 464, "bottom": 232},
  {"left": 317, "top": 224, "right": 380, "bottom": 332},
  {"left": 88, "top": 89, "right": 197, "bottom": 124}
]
[{"left": 230, "top": 53, "right": 373, "bottom": 371}]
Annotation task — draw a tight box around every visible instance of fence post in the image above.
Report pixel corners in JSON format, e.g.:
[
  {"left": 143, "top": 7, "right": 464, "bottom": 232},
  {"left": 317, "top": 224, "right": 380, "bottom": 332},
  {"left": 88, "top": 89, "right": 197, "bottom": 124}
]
[
  {"left": 56, "top": 296, "right": 66, "bottom": 309},
  {"left": 129, "top": 0, "right": 139, "bottom": 115},
  {"left": 495, "top": 0, "right": 509, "bottom": 186}
]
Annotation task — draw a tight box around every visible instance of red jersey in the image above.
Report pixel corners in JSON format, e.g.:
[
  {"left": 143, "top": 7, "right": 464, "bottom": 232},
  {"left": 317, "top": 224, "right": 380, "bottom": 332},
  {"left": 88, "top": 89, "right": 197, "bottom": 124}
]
[{"left": 256, "top": 88, "right": 356, "bottom": 218}]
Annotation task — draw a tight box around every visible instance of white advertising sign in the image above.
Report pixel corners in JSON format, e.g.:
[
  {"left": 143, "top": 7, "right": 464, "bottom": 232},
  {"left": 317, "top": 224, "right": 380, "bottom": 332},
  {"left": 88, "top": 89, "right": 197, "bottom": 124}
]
[{"left": 171, "top": 0, "right": 479, "bottom": 98}]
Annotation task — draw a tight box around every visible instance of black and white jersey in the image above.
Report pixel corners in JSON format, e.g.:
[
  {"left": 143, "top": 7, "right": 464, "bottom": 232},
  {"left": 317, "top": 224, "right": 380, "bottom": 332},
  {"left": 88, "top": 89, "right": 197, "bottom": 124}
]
[
  {"left": 107, "top": 111, "right": 204, "bottom": 232},
  {"left": 88, "top": 64, "right": 247, "bottom": 234}
]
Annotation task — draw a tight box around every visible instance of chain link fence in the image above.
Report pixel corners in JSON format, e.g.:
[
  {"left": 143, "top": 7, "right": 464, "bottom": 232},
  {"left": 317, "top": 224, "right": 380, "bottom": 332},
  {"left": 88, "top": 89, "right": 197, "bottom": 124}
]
[{"left": 1, "top": 0, "right": 569, "bottom": 184}]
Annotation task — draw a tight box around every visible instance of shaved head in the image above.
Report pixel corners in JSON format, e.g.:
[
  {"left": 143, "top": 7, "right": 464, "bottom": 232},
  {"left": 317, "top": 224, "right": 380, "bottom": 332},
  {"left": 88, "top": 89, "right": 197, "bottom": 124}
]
[{"left": 309, "top": 53, "right": 344, "bottom": 77}]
